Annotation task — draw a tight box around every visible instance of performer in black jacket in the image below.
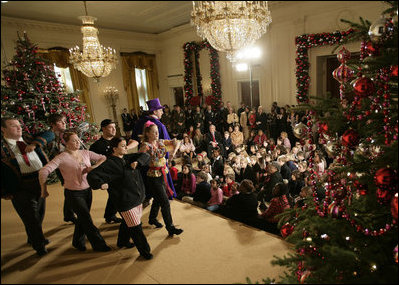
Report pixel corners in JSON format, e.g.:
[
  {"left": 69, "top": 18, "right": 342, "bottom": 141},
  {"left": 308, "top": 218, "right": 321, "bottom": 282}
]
[{"left": 87, "top": 137, "right": 153, "bottom": 260}]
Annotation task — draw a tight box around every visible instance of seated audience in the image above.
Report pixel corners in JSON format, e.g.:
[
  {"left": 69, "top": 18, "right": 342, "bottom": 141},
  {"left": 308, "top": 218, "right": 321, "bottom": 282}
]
[{"left": 207, "top": 179, "right": 223, "bottom": 212}]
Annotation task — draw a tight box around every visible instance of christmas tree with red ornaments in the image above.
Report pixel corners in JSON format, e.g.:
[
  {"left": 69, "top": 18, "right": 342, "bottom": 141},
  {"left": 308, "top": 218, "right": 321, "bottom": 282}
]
[
  {"left": 1, "top": 32, "right": 97, "bottom": 146},
  {"left": 264, "top": 1, "right": 398, "bottom": 284}
]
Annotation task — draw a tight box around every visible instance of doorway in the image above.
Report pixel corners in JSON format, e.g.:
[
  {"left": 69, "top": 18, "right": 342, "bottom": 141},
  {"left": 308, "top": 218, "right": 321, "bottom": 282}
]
[
  {"left": 173, "top": 87, "right": 184, "bottom": 107},
  {"left": 240, "top": 80, "right": 259, "bottom": 108}
]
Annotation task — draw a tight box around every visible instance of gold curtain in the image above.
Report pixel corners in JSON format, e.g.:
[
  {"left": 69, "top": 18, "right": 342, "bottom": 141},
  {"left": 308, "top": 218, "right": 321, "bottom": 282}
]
[
  {"left": 121, "top": 52, "right": 159, "bottom": 113},
  {"left": 37, "top": 48, "right": 94, "bottom": 122}
]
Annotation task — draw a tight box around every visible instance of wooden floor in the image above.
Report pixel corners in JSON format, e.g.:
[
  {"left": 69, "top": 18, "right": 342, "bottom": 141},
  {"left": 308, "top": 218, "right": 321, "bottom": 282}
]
[{"left": 1, "top": 182, "right": 293, "bottom": 284}]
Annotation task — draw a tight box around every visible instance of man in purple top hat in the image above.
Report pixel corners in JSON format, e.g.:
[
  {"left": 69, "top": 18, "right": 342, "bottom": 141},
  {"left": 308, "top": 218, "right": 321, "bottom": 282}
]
[{"left": 132, "top": 99, "right": 177, "bottom": 225}]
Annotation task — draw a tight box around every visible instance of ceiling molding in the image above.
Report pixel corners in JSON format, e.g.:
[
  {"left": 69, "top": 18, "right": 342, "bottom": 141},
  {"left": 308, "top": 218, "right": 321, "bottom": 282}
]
[{"left": 1, "top": 16, "right": 159, "bottom": 40}]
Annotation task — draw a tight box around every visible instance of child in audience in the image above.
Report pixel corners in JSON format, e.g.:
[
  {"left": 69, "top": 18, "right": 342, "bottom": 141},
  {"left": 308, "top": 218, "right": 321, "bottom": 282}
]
[
  {"left": 182, "top": 171, "right": 211, "bottom": 208},
  {"left": 195, "top": 153, "right": 206, "bottom": 172},
  {"left": 288, "top": 169, "right": 305, "bottom": 198},
  {"left": 222, "top": 131, "right": 232, "bottom": 157},
  {"left": 222, "top": 174, "right": 235, "bottom": 198},
  {"left": 280, "top": 131, "right": 291, "bottom": 151},
  {"left": 259, "top": 182, "right": 291, "bottom": 233},
  {"left": 169, "top": 160, "right": 178, "bottom": 186},
  {"left": 207, "top": 179, "right": 223, "bottom": 212},
  {"left": 176, "top": 164, "right": 196, "bottom": 200},
  {"left": 223, "top": 161, "right": 235, "bottom": 181},
  {"left": 294, "top": 186, "right": 313, "bottom": 208},
  {"left": 201, "top": 164, "right": 213, "bottom": 183},
  {"left": 277, "top": 155, "right": 291, "bottom": 181}
]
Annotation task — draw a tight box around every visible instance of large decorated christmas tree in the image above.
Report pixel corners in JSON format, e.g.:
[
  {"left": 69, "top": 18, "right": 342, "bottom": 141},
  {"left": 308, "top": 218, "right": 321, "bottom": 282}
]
[
  {"left": 1, "top": 32, "right": 97, "bottom": 147},
  {"left": 266, "top": 1, "right": 398, "bottom": 283}
]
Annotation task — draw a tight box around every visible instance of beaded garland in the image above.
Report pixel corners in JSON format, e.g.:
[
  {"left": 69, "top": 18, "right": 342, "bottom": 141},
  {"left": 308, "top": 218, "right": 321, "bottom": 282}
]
[
  {"left": 295, "top": 29, "right": 354, "bottom": 103},
  {"left": 183, "top": 41, "right": 222, "bottom": 109}
]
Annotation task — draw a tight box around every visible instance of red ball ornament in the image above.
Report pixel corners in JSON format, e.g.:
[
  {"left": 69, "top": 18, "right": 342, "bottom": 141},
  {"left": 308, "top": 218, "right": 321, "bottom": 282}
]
[
  {"left": 391, "top": 65, "right": 398, "bottom": 77},
  {"left": 280, "top": 223, "right": 294, "bottom": 238},
  {"left": 375, "top": 167, "right": 396, "bottom": 186},
  {"left": 365, "top": 41, "right": 379, "bottom": 56},
  {"left": 341, "top": 129, "right": 359, "bottom": 148},
  {"left": 352, "top": 77, "right": 375, "bottom": 97}
]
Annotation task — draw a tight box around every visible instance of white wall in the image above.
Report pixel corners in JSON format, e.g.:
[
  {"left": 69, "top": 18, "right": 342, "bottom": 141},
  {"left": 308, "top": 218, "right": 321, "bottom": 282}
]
[{"left": 1, "top": 1, "right": 388, "bottom": 129}]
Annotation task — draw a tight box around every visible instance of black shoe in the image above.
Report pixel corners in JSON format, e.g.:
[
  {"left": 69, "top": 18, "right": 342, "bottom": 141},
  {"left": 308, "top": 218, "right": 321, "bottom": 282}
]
[
  {"left": 117, "top": 242, "right": 135, "bottom": 249},
  {"left": 28, "top": 239, "right": 50, "bottom": 245},
  {"left": 36, "top": 248, "right": 48, "bottom": 256},
  {"left": 149, "top": 220, "right": 163, "bottom": 228},
  {"left": 106, "top": 216, "right": 122, "bottom": 224},
  {"left": 74, "top": 244, "right": 87, "bottom": 251},
  {"left": 93, "top": 245, "right": 111, "bottom": 252},
  {"left": 64, "top": 217, "right": 77, "bottom": 224},
  {"left": 168, "top": 227, "right": 183, "bottom": 237},
  {"left": 140, "top": 252, "right": 153, "bottom": 260}
]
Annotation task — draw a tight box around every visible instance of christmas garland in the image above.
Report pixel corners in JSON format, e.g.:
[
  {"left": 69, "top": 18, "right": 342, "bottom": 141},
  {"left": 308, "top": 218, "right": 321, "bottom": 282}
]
[
  {"left": 183, "top": 41, "right": 221, "bottom": 109},
  {"left": 295, "top": 28, "right": 354, "bottom": 103}
]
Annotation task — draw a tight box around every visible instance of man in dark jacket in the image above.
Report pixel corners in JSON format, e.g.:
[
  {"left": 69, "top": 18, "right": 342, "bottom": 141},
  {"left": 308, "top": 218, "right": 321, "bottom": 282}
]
[
  {"left": 204, "top": 124, "right": 223, "bottom": 158},
  {"left": 257, "top": 162, "right": 283, "bottom": 207}
]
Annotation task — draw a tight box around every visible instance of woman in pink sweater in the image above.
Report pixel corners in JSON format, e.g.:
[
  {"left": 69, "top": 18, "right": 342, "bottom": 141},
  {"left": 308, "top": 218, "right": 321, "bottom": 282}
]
[{"left": 39, "top": 132, "right": 110, "bottom": 252}]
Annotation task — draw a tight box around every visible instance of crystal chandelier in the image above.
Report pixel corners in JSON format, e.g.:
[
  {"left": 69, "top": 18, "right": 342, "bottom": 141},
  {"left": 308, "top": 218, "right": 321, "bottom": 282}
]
[
  {"left": 69, "top": 1, "right": 118, "bottom": 82},
  {"left": 191, "top": 1, "right": 272, "bottom": 62}
]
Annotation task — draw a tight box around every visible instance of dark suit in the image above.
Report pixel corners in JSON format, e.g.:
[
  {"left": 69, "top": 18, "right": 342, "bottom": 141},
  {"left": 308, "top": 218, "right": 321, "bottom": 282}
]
[
  {"left": 1, "top": 135, "right": 48, "bottom": 253},
  {"left": 204, "top": 131, "right": 223, "bottom": 158}
]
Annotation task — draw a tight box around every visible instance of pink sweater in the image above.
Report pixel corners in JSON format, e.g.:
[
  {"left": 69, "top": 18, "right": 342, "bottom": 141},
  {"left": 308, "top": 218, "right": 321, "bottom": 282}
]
[
  {"left": 208, "top": 187, "right": 223, "bottom": 206},
  {"left": 39, "top": 150, "right": 106, "bottom": 190}
]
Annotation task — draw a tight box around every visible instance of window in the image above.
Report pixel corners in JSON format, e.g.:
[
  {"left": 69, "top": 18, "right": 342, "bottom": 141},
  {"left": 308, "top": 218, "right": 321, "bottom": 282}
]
[
  {"left": 135, "top": 68, "right": 149, "bottom": 109},
  {"left": 53, "top": 64, "right": 74, "bottom": 93}
]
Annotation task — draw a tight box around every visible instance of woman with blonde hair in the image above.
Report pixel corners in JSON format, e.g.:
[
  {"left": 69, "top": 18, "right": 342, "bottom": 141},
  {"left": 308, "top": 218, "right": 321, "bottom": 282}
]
[{"left": 39, "top": 132, "right": 110, "bottom": 252}]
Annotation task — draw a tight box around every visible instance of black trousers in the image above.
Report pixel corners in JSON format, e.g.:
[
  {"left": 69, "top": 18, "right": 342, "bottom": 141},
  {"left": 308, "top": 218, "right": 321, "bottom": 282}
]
[
  {"left": 148, "top": 176, "right": 175, "bottom": 232},
  {"left": 11, "top": 174, "right": 46, "bottom": 252},
  {"left": 104, "top": 196, "right": 118, "bottom": 220},
  {"left": 63, "top": 189, "right": 76, "bottom": 220},
  {"left": 117, "top": 220, "right": 151, "bottom": 256},
  {"left": 65, "top": 188, "right": 107, "bottom": 249}
]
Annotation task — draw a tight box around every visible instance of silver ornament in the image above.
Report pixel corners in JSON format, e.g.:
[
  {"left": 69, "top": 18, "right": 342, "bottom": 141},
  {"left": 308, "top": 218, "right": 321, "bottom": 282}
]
[{"left": 368, "top": 16, "right": 387, "bottom": 43}]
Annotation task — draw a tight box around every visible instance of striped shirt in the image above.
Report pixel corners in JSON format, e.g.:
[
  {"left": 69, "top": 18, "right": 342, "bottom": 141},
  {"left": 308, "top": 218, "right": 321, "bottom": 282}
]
[{"left": 3, "top": 138, "right": 43, "bottom": 174}]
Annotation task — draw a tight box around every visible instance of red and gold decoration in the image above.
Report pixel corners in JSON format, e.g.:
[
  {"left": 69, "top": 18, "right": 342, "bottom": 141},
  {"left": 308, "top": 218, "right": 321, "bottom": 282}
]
[
  {"left": 295, "top": 29, "right": 354, "bottom": 103},
  {"left": 183, "top": 41, "right": 221, "bottom": 109}
]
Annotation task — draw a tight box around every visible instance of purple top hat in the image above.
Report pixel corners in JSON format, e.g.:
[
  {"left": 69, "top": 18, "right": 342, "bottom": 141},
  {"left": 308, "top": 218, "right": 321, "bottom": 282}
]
[{"left": 146, "top": 98, "right": 164, "bottom": 113}]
